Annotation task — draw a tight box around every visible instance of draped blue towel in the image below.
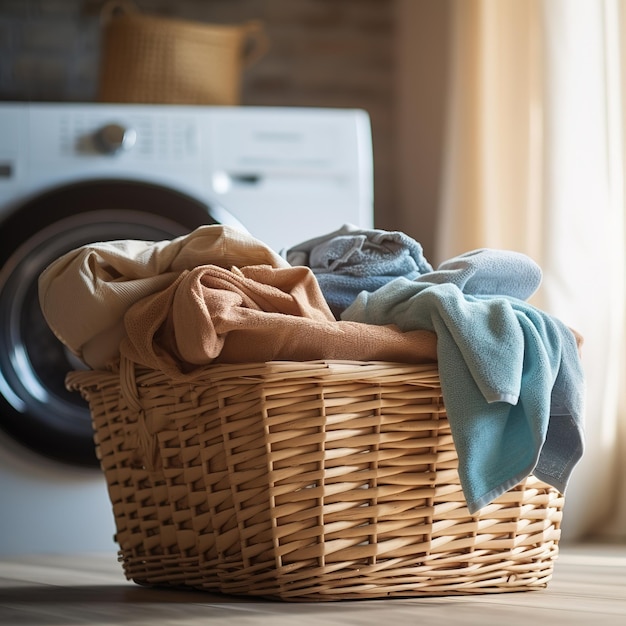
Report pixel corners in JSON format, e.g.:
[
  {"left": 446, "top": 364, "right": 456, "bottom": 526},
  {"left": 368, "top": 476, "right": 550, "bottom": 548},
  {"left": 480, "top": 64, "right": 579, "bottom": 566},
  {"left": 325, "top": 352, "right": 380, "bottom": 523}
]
[
  {"left": 286, "top": 224, "right": 433, "bottom": 319},
  {"left": 341, "top": 250, "right": 585, "bottom": 514}
]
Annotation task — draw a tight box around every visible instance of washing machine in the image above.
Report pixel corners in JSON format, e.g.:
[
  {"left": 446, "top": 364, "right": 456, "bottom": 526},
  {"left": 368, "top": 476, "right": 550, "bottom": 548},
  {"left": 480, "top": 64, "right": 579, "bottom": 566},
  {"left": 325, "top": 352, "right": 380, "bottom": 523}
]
[{"left": 0, "top": 102, "right": 373, "bottom": 556}]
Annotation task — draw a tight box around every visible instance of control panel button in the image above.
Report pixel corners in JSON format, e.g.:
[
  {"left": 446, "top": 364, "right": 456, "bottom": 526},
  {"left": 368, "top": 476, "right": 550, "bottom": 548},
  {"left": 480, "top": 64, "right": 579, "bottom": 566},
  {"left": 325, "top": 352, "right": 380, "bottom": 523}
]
[{"left": 94, "top": 123, "right": 137, "bottom": 155}]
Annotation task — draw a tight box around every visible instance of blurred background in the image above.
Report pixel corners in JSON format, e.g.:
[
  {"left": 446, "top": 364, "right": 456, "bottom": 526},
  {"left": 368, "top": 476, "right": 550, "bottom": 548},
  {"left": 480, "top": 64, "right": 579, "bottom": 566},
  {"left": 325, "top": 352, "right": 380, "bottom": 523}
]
[{"left": 0, "top": 0, "right": 448, "bottom": 261}]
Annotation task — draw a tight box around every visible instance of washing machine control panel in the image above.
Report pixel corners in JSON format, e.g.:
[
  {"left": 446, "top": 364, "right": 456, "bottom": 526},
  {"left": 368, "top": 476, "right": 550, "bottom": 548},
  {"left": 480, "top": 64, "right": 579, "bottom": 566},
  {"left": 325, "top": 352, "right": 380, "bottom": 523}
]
[{"left": 0, "top": 102, "right": 374, "bottom": 252}]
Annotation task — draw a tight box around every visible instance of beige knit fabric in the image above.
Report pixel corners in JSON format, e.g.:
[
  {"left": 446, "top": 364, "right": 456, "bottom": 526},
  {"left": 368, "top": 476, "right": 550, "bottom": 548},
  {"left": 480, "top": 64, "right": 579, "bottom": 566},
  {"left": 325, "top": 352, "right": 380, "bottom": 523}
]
[{"left": 38, "top": 225, "right": 290, "bottom": 369}]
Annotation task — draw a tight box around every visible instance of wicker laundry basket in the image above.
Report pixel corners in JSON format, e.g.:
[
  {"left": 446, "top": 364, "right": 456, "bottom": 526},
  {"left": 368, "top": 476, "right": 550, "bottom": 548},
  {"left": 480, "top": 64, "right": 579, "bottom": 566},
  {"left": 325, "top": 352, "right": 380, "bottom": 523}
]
[
  {"left": 97, "top": 1, "right": 269, "bottom": 105},
  {"left": 66, "top": 357, "right": 564, "bottom": 602}
]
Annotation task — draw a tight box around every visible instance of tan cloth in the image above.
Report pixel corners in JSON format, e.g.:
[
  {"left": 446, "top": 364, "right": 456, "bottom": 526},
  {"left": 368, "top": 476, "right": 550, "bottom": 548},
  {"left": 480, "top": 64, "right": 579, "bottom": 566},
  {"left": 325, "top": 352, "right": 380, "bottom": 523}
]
[
  {"left": 121, "top": 264, "right": 437, "bottom": 380},
  {"left": 38, "top": 225, "right": 290, "bottom": 369}
]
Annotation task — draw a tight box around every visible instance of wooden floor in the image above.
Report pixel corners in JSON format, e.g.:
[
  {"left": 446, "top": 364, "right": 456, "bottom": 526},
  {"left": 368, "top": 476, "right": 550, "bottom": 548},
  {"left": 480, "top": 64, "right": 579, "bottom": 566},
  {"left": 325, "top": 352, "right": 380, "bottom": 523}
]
[{"left": 1, "top": 543, "right": 625, "bottom": 626}]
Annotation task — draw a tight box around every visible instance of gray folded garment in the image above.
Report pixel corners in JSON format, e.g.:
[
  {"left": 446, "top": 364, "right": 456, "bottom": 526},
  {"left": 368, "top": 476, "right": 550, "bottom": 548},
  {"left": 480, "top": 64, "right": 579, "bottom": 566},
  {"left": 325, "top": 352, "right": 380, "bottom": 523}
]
[{"left": 286, "top": 223, "right": 433, "bottom": 318}]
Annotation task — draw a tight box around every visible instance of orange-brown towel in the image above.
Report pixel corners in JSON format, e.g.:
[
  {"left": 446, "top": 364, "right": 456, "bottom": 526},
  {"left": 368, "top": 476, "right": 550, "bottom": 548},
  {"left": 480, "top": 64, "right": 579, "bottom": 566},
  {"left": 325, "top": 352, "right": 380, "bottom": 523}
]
[{"left": 121, "top": 264, "right": 437, "bottom": 379}]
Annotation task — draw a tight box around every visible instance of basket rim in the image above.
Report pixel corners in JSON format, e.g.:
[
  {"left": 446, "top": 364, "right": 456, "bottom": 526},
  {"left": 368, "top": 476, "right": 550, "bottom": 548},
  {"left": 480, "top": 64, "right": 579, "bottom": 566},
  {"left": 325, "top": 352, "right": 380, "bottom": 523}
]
[{"left": 65, "top": 359, "right": 442, "bottom": 389}]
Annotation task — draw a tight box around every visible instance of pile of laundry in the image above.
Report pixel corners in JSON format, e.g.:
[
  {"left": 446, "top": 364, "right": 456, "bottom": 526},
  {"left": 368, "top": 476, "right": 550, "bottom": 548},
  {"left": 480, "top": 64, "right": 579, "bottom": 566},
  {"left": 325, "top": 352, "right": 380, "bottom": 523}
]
[{"left": 39, "top": 223, "right": 585, "bottom": 514}]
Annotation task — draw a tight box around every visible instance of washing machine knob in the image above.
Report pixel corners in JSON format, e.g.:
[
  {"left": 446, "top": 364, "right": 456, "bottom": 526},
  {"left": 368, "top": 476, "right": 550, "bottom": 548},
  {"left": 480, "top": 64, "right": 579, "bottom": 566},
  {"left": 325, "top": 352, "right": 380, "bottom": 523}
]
[{"left": 94, "top": 124, "right": 137, "bottom": 155}]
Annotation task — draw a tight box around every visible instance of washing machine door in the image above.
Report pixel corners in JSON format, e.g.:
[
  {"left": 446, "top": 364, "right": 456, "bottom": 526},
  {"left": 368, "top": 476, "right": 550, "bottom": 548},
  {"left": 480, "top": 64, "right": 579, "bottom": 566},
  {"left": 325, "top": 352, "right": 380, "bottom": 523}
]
[{"left": 0, "top": 179, "right": 242, "bottom": 467}]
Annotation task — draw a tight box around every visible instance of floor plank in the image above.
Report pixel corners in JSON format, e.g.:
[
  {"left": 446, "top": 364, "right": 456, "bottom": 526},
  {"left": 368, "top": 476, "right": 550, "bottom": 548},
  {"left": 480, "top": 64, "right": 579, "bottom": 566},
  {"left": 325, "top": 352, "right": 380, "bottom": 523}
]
[{"left": 1, "top": 543, "right": 625, "bottom": 625}]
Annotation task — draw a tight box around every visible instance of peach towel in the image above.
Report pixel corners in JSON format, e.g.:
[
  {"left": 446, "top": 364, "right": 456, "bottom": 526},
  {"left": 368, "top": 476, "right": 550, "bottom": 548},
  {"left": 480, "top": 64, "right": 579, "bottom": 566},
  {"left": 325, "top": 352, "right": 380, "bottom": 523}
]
[
  {"left": 121, "top": 264, "right": 437, "bottom": 379},
  {"left": 38, "top": 225, "right": 290, "bottom": 369}
]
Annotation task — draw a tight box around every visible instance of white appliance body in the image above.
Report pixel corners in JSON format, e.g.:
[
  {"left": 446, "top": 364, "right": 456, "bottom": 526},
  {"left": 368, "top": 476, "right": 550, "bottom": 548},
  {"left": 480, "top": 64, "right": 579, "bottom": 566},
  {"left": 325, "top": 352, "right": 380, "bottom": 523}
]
[{"left": 0, "top": 102, "right": 373, "bottom": 556}]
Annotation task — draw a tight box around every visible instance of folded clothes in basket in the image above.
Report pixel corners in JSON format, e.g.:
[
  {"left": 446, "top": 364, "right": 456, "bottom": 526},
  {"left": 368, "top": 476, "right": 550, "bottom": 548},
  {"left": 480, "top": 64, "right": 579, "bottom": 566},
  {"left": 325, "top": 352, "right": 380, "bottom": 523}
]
[
  {"left": 38, "top": 224, "right": 437, "bottom": 375},
  {"left": 342, "top": 248, "right": 585, "bottom": 514},
  {"left": 286, "top": 224, "right": 433, "bottom": 319}
]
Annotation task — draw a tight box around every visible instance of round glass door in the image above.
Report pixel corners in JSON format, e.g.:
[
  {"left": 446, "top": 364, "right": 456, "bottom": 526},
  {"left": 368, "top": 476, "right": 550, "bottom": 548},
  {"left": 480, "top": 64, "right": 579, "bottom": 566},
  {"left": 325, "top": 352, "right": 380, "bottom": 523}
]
[{"left": 0, "top": 180, "right": 227, "bottom": 466}]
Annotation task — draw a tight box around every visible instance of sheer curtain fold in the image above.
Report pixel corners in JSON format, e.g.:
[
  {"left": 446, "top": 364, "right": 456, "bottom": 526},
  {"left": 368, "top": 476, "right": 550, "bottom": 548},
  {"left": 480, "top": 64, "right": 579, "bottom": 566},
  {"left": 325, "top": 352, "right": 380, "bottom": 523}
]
[
  {"left": 438, "top": 0, "right": 626, "bottom": 541},
  {"left": 438, "top": 0, "right": 544, "bottom": 262}
]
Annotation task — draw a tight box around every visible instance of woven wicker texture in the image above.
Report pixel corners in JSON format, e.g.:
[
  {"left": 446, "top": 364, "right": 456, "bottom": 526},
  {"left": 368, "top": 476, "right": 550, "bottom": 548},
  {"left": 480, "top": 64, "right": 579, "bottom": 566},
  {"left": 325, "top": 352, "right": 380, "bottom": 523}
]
[
  {"left": 97, "top": 2, "right": 269, "bottom": 105},
  {"left": 67, "top": 359, "right": 563, "bottom": 601}
]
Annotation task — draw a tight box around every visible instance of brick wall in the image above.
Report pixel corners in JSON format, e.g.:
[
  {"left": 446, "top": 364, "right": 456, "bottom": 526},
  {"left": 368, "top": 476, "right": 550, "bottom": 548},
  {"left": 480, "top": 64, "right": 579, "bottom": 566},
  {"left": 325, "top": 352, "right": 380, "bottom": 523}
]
[{"left": 0, "top": 0, "right": 398, "bottom": 228}]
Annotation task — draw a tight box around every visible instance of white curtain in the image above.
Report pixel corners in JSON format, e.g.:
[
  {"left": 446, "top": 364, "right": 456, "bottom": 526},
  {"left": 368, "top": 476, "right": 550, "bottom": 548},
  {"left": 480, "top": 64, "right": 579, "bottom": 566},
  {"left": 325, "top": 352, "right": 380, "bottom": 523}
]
[{"left": 438, "top": 0, "right": 626, "bottom": 542}]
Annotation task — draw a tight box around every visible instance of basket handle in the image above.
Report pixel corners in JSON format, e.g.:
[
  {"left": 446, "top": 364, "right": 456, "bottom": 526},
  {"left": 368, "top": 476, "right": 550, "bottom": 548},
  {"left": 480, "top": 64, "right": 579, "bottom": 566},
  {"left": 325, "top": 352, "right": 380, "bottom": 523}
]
[
  {"left": 119, "top": 355, "right": 164, "bottom": 473},
  {"left": 241, "top": 20, "right": 270, "bottom": 69},
  {"left": 100, "top": 0, "right": 139, "bottom": 24}
]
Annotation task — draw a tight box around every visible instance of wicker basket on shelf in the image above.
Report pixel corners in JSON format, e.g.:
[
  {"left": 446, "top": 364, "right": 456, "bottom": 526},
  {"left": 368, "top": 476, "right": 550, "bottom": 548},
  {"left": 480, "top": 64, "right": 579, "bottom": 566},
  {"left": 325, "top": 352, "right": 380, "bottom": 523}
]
[
  {"left": 97, "top": 1, "right": 269, "bottom": 105},
  {"left": 66, "top": 357, "right": 563, "bottom": 602}
]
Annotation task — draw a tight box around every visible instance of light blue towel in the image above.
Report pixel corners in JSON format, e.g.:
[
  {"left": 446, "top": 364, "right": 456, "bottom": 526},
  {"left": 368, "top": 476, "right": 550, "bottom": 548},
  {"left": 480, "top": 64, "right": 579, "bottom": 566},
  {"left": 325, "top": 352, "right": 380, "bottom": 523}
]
[
  {"left": 286, "top": 224, "right": 433, "bottom": 318},
  {"left": 416, "top": 248, "right": 543, "bottom": 300},
  {"left": 341, "top": 255, "right": 585, "bottom": 513}
]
